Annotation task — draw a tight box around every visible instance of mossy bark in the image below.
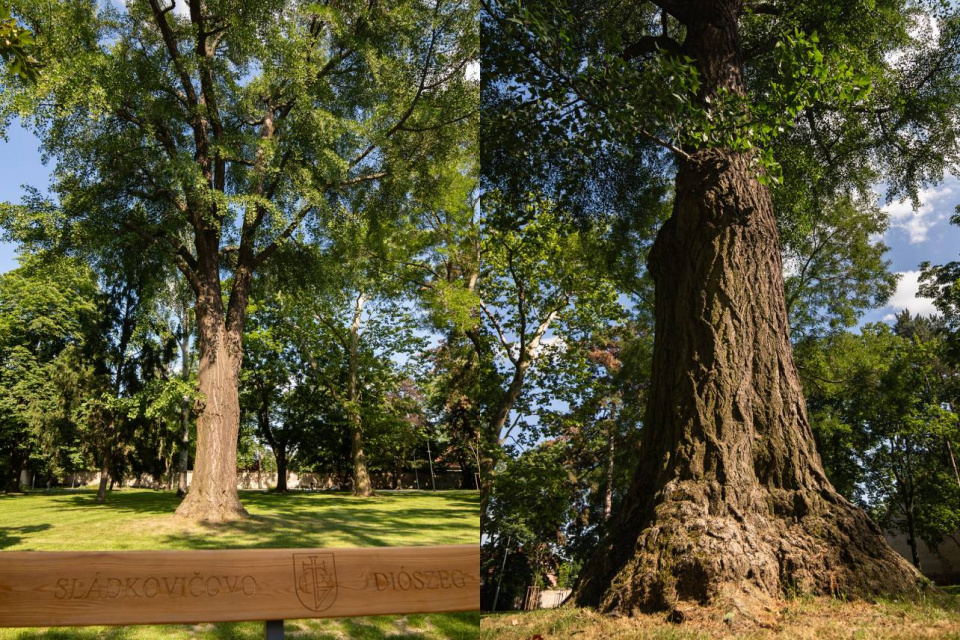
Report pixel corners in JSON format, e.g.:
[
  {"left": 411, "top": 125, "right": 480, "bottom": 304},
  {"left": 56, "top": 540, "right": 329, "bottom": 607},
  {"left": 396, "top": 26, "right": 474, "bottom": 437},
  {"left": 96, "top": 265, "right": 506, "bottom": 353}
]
[{"left": 575, "top": 2, "right": 924, "bottom": 614}]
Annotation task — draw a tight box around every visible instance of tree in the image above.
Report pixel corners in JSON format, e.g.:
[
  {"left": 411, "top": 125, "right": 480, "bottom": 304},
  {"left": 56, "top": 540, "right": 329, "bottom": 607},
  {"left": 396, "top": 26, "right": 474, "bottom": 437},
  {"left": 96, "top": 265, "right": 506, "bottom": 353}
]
[
  {"left": 0, "top": 2, "right": 38, "bottom": 83},
  {"left": 0, "top": 256, "right": 98, "bottom": 491},
  {"left": 241, "top": 291, "right": 315, "bottom": 493},
  {"left": 271, "top": 219, "right": 429, "bottom": 496},
  {"left": 782, "top": 194, "right": 897, "bottom": 338},
  {"left": 920, "top": 216, "right": 960, "bottom": 363},
  {"left": 6, "top": 0, "right": 477, "bottom": 520},
  {"left": 485, "top": 0, "right": 960, "bottom": 614},
  {"left": 799, "top": 317, "right": 960, "bottom": 572},
  {"left": 483, "top": 442, "right": 580, "bottom": 601},
  {"left": 475, "top": 193, "right": 622, "bottom": 522}
]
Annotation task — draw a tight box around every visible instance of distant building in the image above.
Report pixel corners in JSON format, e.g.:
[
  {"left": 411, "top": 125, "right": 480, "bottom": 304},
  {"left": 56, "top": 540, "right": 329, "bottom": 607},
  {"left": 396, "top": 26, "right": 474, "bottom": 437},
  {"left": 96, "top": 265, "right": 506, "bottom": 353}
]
[{"left": 886, "top": 532, "right": 960, "bottom": 584}]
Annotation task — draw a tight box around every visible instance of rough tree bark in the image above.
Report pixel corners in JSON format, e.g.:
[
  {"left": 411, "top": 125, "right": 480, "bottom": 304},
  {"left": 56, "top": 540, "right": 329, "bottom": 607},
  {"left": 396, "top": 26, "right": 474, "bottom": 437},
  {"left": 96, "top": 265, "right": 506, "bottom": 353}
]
[
  {"left": 347, "top": 292, "right": 374, "bottom": 497},
  {"left": 574, "top": 2, "right": 923, "bottom": 616},
  {"left": 177, "top": 297, "right": 191, "bottom": 498},
  {"left": 174, "top": 268, "right": 248, "bottom": 521}
]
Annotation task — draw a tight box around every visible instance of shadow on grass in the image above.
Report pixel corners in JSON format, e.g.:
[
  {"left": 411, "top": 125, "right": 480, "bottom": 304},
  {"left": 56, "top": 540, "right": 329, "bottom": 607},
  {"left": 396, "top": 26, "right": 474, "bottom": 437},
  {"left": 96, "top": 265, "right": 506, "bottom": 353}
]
[
  {"left": 55, "top": 491, "right": 179, "bottom": 516},
  {"left": 0, "top": 524, "right": 51, "bottom": 550},
  {"left": 162, "top": 492, "right": 479, "bottom": 549},
  {"left": 1, "top": 489, "right": 478, "bottom": 550},
  {"left": 1, "top": 615, "right": 480, "bottom": 640}
]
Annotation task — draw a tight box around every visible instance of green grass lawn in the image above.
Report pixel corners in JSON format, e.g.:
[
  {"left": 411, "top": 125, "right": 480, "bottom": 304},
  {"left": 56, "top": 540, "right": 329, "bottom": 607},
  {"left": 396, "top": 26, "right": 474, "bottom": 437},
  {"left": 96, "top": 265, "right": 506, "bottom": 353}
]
[{"left": 0, "top": 488, "right": 480, "bottom": 640}]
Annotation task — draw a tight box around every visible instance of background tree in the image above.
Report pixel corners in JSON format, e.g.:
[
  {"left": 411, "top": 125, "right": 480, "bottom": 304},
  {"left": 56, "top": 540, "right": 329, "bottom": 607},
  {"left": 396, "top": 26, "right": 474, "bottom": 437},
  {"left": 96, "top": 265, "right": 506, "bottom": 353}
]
[
  {"left": 0, "top": 255, "right": 98, "bottom": 491},
  {"left": 274, "top": 218, "right": 429, "bottom": 496},
  {"left": 241, "top": 289, "right": 316, "bottom": 493},
  {"left": 921, "top": 215, "right": 960, "bottom": 363},
  {"left": 782, "top": 194, "right": 897, "bottom": 338},
  {"left": 799, "top": 316, "right": 960, "bottom": 572},
  {"left": 474, "top": 193, "right": 623, "bottom": 522}
]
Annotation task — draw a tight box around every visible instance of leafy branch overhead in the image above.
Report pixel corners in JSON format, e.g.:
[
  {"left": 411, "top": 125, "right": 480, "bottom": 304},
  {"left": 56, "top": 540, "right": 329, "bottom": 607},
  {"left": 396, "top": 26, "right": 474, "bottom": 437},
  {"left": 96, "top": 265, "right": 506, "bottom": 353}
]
[
  {"left": 0, "top": 2, "right": 39, "bottom": 83},
  {"left": 489, "top": 1, "right": 870, "bottom": 182}
]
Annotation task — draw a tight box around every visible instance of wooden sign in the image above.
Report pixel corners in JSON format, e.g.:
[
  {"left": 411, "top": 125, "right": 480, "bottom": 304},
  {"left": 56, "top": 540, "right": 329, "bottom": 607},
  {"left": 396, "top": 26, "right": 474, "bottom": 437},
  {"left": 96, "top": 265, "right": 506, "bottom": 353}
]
[{"left": 0, "top": 544, "right": 478, "bottom": 627}]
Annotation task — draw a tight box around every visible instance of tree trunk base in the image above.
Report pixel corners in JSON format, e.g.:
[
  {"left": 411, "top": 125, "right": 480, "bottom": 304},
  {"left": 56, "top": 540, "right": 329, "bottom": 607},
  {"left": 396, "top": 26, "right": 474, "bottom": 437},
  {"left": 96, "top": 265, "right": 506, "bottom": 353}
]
[
  {"left": 575, "top": 480, "right": 928, "bottom": 618},
  {"left": 175, "top": 489, "right": 249, "bottom": 522}
]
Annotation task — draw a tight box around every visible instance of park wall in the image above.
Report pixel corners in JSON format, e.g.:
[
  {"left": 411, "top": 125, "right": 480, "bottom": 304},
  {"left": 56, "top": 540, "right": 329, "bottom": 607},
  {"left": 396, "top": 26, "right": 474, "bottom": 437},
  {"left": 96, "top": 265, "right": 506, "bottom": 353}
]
[
  {"left": 885, "top": 532, "right": 960, "bottom": 584},
  {"left": 20, "top": 468, "right": 473, "bottom": 492}
]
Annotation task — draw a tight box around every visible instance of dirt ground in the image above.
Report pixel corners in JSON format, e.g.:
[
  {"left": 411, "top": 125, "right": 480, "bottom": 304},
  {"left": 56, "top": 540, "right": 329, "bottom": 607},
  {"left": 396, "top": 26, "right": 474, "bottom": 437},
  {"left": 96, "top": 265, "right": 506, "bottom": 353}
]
[{"left": 481, "top": 592, "right": 960, "bottom": 639}]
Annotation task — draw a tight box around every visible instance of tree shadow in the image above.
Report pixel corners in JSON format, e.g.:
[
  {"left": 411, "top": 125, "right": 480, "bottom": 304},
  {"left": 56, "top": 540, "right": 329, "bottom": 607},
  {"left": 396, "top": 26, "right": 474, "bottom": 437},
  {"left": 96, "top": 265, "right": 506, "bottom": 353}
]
[
  {"left": 165, "top": 503, "right": 478, "bottom": 549},
  {"left": 5, "top": 627, "right": 133, "bottom": 639},
  {"left": 56, "top": 491, "right": 180, "bottom": 516},
  {"left": 2, "top": 489, "right": 477, "bottom": 550},
  {"left": 0, "top": 524, "right": 52, "bottom": 550},
  {"left": 329, "top": 612, "right": 479, "bottom": 640}
]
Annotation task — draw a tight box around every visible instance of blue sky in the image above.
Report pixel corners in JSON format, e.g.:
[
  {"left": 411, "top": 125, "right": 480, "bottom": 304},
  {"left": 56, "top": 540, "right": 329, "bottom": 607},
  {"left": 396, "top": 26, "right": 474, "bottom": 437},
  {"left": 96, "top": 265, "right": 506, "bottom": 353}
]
[
  {"left": 0, "top": 122, "right": 48, "bottom": 273},
  {"left": 2, "top": 119, "right": 960, "bottom": 326}
]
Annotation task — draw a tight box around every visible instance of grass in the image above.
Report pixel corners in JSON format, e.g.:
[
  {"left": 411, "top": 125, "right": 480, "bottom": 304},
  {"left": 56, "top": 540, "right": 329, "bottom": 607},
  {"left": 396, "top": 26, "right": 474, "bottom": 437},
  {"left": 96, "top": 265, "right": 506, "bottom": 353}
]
[
  {"left": 480, "top": 595, "right": 960, "bottom": 639},
  {"left": 0, "top": 488, "right": 480, "bottom": 639}
]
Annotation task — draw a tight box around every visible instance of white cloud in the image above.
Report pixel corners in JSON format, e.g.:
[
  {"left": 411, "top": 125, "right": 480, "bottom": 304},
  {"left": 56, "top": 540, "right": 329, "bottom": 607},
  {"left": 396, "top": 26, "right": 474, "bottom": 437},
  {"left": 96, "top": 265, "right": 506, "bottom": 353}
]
[
  {"left": 886, "top": 270, "right": 938, "bottom": 317},
  {"left": 782, "top": 255, "right": 802, "bottom": 278},
  {"left": 885, "top": 12, "right": 941, "bottom": 67},
  {"left": 881, "top": 185, "right": 954, "bottom": 244},
  {"left": 465, "top": 61, "right": 479, "bottom": 82},
  {"left": 107, "top": 0, "right": 188, "bottom": 18}
]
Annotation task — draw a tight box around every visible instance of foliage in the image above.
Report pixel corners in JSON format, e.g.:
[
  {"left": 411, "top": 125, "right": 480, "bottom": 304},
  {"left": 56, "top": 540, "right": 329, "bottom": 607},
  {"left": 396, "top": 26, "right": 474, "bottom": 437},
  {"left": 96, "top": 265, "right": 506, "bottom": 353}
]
[
  {"left": 0, "top": 2, "right": 38, "bottom": 83},
  {"left": 798, "top": 315, "right": 960, "bottom": 557},
  {"left": 782, "top": 193, "right": 897, "bottom": 337},
  {"left": 0, "top": 255, "right": 99, "bottom": 486},
  {"left": 920, "top": 216, "right": 960, "bottom": 363}
]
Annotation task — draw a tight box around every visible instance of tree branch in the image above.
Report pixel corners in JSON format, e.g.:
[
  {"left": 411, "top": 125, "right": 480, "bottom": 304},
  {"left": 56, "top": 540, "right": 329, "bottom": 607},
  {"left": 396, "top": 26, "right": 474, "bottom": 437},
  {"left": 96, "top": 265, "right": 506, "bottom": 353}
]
[
  {"left": 121, "top": 220, "right": 200, "bottom": 295},
  {"left": 621, "top": 34, "right": 683, "bottom": 61},
  {"left": 479, "top": 300, "right": 518, "bottom": 366}
]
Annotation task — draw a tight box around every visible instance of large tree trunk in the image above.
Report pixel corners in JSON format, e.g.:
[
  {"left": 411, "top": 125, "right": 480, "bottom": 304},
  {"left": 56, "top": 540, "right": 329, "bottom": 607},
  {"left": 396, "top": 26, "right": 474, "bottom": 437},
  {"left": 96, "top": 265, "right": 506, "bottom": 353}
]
[
  {"left": 575, "top": 5, "right": 922, "bottom": 617},
  {"left": 349, "top": 409, "right": 374, "bottom": 497},
  {"left": 575, "top": 143, "right": 925, "bottom": 616},
  {"left": 175, "top": 298, "right": 247, "bottom": 521}
]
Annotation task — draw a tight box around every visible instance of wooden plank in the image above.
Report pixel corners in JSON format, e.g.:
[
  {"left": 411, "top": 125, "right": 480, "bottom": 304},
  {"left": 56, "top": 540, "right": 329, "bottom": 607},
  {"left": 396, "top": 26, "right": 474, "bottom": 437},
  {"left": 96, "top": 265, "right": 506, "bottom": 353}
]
[{"left": 0, "top": 544, "right": 478, "bottom": 627}]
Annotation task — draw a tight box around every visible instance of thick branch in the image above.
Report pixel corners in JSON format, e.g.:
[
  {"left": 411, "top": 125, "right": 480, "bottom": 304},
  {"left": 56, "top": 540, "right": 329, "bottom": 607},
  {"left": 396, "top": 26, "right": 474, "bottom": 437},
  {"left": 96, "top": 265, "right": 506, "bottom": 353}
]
[
  {"left": 121, "top": 220, "right": 200, "bottom": 294},
  {"left": 478, "top": 300, "right": 517, "bottom": 366},
  {"left": 622, "top": 34, "right": 683, "bottom": 61}
]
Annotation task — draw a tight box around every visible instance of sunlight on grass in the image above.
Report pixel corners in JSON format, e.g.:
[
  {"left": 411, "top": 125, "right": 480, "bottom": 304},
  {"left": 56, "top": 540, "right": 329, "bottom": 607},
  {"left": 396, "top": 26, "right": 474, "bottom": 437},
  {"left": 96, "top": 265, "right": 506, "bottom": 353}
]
[
  {"left": 0, "top": 489, "right": 480, "bottom": 639},
  {"left": 480, "top": 595, "right": 960, "bottom": 639},
  {"left": 0, "top": 489, "right": 479, "bottom": 551}
]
